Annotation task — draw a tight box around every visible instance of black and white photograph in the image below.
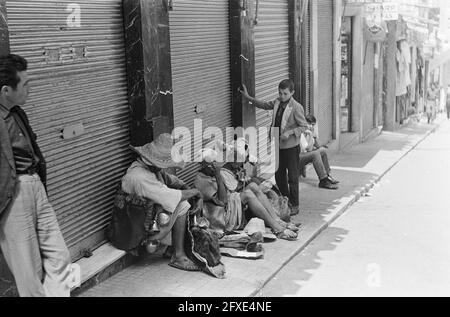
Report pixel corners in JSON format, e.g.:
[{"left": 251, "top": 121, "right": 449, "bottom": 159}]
[{"left": 0, "top": 0, "right": 449, "bottom": 301}]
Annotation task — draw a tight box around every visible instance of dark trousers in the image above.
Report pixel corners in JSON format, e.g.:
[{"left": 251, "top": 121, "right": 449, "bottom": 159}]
[
  {"left": 299, "top": 147, "right": 331, "bottom": 181},
  {"left": 275, "top": 146, "right": 300, "bottom": 208}
]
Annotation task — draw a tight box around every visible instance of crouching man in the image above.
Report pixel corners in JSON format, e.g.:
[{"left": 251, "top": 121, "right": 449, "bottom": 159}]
[{"left": 112, "top": 133, "right": 201, "bottom": 272}]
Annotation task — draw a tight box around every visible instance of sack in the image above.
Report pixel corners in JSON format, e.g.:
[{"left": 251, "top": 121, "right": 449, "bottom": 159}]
[
  {"left": 266, "top": 190, "right": 291, "bottom": 223},
  {"left": 278, "top": 196, "right": 291, "bottom": 222},
  {"left": 106, "top": 189, "right": 158, "bottom": 252},
  {"left": 300, "top": 133, "right": 309, "bottom": 153}
]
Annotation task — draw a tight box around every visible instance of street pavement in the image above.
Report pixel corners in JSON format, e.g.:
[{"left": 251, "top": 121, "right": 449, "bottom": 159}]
[
  {"left": 79, "top": 115, "right": 446, "bottom": 297},
  {"left": 260, "top": 116, "right": 450, "bottom": 297}
]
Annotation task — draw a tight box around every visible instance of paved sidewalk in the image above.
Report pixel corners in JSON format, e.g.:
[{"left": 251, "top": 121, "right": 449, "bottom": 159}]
[{"left": 79, "top": 115, "right": 445, "bottom": 297}]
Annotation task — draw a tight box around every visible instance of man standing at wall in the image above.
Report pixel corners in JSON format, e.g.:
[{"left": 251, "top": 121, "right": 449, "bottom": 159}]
[
  {"left": 239, "top": 79, "right": 308, "bottom": 216},
  {"left": 0, "top": 54, "right": 72, "bottom": 297}
]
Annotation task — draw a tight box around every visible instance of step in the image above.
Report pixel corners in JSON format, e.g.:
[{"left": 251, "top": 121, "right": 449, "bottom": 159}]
[{"left": 71, "top": 243, "right": 135, "bottom": 296}]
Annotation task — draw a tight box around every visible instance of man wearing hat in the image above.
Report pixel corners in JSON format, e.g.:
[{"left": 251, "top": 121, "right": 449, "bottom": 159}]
[{"left": 121, "top": 133, "right": 201, "bottom": 272}]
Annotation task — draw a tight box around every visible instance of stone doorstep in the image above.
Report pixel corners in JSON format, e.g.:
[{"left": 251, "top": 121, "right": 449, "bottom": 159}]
[
  {"left": 362, "top": 126, "right": 383, "bottom": 143},
  {"left": 72, "top": 243, "right": 129, "bottom": 295}
]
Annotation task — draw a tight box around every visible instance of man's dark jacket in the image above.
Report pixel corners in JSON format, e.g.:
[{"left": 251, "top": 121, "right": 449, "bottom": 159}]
[{"left": 0, "top": 106, "right": 46, "bottom": 217}]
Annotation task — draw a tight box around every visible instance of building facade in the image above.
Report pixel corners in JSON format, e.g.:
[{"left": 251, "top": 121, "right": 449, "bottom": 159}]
[{"left": 0, "top": 0, "right": 400, "bottom": 295}]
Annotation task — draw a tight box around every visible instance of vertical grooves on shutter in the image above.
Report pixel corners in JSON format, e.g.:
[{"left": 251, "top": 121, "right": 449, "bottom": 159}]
[
  {"left": 317, "top": 0, "right": 333, "bottom": 144},
  {"left": 7, "top": 0, "right": 131, "bottom": 260},
  {"left": 169, "top": 0, "right": 232, "bottom": 184},
  {"left": 255, "top": 0, "right": 290, "bottom": 175},
  {"left": 303, "top": 2, "right": 311, "bottom": 114}
]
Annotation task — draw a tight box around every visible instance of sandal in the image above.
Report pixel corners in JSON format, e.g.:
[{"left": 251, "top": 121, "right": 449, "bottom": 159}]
[
  {"left": 274, "top": 229, "right": 298, "bottom": 241},
  {"left": 285, "top": 222, "right": 300, "bottom": 232},
  {"left": 277, "top": 219, "right": 300, "bottom": 233},
  {"left": 169, "top": 256, "right": 202, "bottom": 272}
]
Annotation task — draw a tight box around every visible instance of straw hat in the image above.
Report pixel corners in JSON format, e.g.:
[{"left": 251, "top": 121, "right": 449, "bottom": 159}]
[{"left": 130, "top": 133, "right": 186, "bottom": 170}]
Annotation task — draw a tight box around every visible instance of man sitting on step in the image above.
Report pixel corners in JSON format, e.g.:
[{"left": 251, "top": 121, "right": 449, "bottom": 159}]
[
  {"left": 299, "top": 115, "right": 339, "bottom": 190},
  {"left": 109, "top": 133, "right": 202, "bottom": 272}
]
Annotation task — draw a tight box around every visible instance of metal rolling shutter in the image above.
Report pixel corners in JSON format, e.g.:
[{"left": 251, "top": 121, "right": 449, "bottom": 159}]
[
  {"left": 169, "top": 0, "right": 232, "bottom": 184},
  {"left": 254, "top": 0, "right": 290, "bottom": 176},
  {"left": 6, "top": 0, "right": 131, "bottom": 260},
  {"left": 317, "top": 0, "right": 333, "bottom": 144},
  {"left": 303, "top": 1, "right": 311, "bottom": 114}
]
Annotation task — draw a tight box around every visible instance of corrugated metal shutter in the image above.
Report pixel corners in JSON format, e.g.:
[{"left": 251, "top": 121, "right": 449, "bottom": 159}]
[
  {"left": 317, "top": 0, "right": 333, "bottom": 144},
  {"left": 303, "top": 1, "right": 311, "bottom": 114},
  {"left": 6, "top": 0, "right": 131, "bottom": 260},
  {"left": 169, "top": 0, "right": 232, "bottom": 184},
  {"left": 254, "top": 0, "right": 290, "bottom": 175}
]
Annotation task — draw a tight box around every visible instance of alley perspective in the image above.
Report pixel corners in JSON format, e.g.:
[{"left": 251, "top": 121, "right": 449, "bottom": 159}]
[
  {"left": 1, "top": 0, "right": 450, "bottom": 299},
  {"left": 260, "top": 117, "right": 450, "bottom": 297}
]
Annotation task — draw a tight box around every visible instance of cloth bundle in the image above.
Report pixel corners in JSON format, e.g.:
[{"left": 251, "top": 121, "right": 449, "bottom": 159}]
[
  {"left": 219, "top": 232, "right": 264, "bottom": 260},
  {"left": 185, "top": 197, "right": 226, "bottom": 279}
]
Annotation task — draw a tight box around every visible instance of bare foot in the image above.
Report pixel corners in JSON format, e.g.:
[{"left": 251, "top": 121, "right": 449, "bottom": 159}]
[{"left": 169, "top": 256, "right": 201, "bottom": 272}]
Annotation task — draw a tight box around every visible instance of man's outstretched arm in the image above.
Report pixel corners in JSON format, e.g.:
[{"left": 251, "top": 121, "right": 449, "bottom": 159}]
[{"left": 238, "top": 84, "right": 274, "bottom": 110}]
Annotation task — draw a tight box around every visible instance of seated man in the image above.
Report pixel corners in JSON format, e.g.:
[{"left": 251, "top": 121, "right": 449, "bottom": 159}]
[
  {"left": 118, "top": 133, "right": 201, "bottom": 272},
  {"left": 299, "top": 115, "right": 339, "bottom": 190},
  {"left": 197, "top": 139, "right": 299, "bottom": 241}
]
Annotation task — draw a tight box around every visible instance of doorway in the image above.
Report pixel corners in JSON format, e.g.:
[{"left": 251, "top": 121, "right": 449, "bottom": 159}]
[{"left": 340, "top": 17, "right": 353, "bottom": 133}]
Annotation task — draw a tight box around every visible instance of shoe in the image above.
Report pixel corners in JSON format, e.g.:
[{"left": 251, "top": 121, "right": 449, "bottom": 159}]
[
  {"left": 319, "top": 178, "right": 338, "bottom": 190},
  {"left": 328, "top": 175, "right": 340, "bottom": 185}
]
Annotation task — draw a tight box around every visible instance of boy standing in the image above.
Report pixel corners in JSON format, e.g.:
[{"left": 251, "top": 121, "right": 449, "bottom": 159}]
[{"left": 239, "top": 79, "right": 308, "bottom": 216}]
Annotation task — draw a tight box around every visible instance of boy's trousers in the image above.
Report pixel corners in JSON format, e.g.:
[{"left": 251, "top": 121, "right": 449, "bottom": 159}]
[{"left": 275, "top": 145, "right": 300, "bottom": 207}]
